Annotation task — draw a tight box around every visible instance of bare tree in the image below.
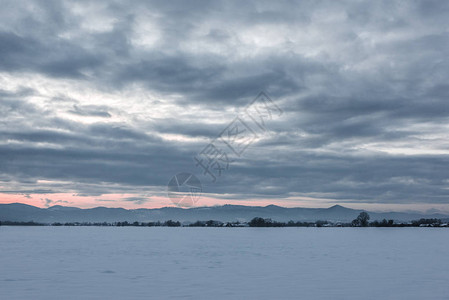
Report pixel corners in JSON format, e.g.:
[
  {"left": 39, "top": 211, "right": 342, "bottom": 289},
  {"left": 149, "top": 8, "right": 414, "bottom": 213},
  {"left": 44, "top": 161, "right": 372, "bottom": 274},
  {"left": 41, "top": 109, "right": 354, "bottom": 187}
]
[{"left": 352, "top": 212, "right": 370, "bottom": 227}]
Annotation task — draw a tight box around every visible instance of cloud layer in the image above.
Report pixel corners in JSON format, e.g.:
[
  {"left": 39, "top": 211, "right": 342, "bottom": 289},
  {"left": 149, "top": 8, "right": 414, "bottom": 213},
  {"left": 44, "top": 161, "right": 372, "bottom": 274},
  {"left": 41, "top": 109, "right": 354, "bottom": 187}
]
[{"left": 1, "top": 0, "right": 449, "bottom": 209}]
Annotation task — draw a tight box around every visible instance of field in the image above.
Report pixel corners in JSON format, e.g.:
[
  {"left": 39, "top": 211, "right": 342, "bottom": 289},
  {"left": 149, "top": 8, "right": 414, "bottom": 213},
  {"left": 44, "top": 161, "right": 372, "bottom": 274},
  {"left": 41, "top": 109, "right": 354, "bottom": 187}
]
[{"left": 1, "top": 227, "right": 449, "bottom": 299}]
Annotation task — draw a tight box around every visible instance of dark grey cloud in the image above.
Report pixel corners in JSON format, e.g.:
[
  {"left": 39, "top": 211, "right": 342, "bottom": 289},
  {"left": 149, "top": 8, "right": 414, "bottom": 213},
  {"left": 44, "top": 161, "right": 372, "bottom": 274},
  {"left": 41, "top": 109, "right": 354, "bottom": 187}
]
[
  {"left": 0, "top": 30, "right": 104, "bottom": 78},
  {"left": 68, "top": 105, "right": 111, "bottom": 118},
  {"left": 0, "top": 0, "right": 448, "bottom": 208},
  {"left": 43, "top": 198, "right": 71, "bottom": 207},
  {"left": 124, "top": 196, "right": 149, "bottom": 204}
]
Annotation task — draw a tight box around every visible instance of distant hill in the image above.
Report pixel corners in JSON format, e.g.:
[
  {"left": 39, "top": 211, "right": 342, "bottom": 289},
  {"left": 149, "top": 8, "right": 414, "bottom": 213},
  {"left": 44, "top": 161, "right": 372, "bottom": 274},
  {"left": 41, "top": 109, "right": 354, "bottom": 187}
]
[{"left": 1, "top": 203, "right": 448, "bottom": 223}]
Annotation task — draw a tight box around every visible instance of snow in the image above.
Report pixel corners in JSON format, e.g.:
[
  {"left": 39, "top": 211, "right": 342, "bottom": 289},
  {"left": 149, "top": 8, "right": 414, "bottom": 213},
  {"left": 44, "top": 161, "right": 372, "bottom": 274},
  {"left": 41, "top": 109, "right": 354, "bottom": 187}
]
[{"left": 1, "top": 227, "right": 449, "bottom": 299}]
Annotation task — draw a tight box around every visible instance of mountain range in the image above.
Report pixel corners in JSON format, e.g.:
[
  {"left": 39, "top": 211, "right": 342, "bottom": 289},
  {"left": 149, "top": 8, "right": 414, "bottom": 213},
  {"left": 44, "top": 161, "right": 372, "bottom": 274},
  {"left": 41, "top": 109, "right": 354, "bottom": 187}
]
[{"left": 1, "top": 203, "right": 448, "bottom": 223}]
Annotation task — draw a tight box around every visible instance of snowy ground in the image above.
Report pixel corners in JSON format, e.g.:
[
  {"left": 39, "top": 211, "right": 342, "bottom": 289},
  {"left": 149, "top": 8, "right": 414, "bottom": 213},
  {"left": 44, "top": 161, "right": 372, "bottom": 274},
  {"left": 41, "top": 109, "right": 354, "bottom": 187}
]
[{"left": 1, "top": 227, "right": 448, "bottom": 300}]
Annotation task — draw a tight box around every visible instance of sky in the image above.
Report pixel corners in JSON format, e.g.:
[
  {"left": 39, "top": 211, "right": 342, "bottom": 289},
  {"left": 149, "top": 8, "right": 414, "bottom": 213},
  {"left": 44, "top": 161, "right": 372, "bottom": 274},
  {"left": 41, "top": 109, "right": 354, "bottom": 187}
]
[{"left": 0, "top": 0, "right": 449, "bottom": 212}]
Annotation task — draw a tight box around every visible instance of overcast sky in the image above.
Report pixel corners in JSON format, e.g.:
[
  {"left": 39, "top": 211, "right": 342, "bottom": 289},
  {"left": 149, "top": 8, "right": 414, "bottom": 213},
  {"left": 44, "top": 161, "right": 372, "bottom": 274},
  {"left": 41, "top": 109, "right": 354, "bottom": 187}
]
[{"left": 1, "top": 0, "right": 448, "bottom": 211}]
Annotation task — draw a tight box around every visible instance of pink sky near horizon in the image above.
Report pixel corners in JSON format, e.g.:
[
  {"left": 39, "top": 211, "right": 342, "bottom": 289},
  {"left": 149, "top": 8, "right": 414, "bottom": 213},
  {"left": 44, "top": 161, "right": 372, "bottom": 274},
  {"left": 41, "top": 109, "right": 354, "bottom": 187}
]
[
  {"left": 2, "top": 192, "right": 449, "bottom": 213},
  {"left": 0, "top": 192, "right": 303, "bottom": 209}
]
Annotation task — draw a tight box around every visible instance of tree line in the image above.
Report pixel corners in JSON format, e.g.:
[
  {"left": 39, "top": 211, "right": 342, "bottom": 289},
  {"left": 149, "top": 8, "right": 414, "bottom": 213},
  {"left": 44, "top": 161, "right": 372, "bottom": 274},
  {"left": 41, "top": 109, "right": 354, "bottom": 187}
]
[
  {"left": 0, "top": 220, "right": 182, "bottom": 227},
  {"left": 248, "top": 213, "right": 447, "bottom": 227},
  {"left": 0, "top": 213, "right": 447, "bottom": 227}
]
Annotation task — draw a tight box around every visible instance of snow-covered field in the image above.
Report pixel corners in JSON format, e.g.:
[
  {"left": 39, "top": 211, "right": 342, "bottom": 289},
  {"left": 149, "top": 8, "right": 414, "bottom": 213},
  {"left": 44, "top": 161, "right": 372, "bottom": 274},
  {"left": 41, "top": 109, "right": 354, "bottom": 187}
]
[{"left": 1, "top": 227, "right": 448, "bottom": 300}]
